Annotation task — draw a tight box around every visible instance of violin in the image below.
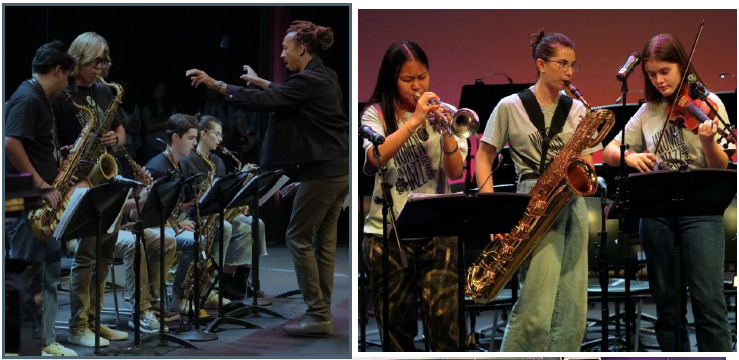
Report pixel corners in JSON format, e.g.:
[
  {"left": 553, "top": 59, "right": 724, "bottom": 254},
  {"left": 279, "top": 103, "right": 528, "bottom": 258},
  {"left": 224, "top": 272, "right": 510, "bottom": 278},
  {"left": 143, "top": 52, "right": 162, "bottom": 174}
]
[
  {"left": 664, "top": 80, "right": 736, "bottom": 148},
  {"left": 666, "top": 82, "right": 717, "bottom": 133}
]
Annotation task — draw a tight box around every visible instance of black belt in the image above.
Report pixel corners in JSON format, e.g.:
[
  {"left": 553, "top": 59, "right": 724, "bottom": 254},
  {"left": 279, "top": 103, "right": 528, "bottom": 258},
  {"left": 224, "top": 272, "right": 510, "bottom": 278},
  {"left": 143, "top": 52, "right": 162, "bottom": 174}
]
[{"left": 520, "top": 173, "right": 539, "bottom": 181}]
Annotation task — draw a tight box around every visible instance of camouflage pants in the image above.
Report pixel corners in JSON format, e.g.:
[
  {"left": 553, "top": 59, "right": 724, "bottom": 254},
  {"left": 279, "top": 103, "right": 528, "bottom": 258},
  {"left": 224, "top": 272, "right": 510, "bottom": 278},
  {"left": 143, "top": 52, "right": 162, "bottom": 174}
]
[{"left": 363, "top": 234, "right": 459, "bottom": 351}]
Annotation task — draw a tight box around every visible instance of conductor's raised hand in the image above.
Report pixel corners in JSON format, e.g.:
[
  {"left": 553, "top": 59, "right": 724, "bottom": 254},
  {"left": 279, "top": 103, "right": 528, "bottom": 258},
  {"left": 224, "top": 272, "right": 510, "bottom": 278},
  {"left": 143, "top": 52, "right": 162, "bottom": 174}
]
[{"left": 186, "top": 69, "right": 217, "bottom": 89}]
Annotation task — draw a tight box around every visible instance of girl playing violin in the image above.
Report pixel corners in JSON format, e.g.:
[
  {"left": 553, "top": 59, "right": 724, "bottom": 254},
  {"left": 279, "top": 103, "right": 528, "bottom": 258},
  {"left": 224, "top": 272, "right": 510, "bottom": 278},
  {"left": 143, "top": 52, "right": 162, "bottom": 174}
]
[{"left": 603, "top": 33, "right": 735, "bottom": 351}]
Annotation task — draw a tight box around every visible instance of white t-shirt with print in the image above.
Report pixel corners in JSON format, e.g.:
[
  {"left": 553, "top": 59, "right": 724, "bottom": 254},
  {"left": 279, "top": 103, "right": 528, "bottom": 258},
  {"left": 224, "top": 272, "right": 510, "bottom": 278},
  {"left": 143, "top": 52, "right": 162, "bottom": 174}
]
[
  {"left": 361, "top": 104, "right": 469, "bottom": 236},
  {"left": 612, "top": 92, "right": 735, "bottom": 170},
  {"left": 481, "top": 86, "right": 602, "bottom": 181}
]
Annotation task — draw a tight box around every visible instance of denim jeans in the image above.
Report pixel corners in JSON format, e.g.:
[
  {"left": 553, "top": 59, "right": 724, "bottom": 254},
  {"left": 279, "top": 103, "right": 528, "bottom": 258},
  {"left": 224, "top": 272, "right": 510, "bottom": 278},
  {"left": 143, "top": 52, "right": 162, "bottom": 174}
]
[
  {"left": 285, "top": 174, "right": 349, "bottom": 321},
  {"left": 8, "top": 213, "right": 61, "bottom": 347},
  {"left": 640, "top": 215, "right": 732, "bottom": 351},
  {"left": 113, "top": 228, "right": 176, "bottom": 311},
  {"left": 500, "top": 178, "right": 589, "bottom": 351},
  {"left": 169, "top": 220, "right": 233, "bottom": 298}
]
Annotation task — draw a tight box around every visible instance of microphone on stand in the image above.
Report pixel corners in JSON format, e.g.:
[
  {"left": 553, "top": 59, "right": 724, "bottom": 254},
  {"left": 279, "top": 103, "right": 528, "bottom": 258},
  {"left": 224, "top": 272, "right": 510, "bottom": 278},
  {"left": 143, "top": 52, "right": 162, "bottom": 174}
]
[
  {"left": 359, "top": 125, "right": 385, "bottom": 145},
  {"left": 616, "top": 52, "right": 641, "bottom": 81},
  {"left": 114, "top": 175, "right": 146, "bottom": 188}
]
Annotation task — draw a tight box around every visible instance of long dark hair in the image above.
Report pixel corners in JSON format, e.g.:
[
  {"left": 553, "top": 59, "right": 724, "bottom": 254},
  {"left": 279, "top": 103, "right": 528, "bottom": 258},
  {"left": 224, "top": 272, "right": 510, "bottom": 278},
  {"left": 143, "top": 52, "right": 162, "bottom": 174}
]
[
  {"left": 641, "top": 33, "right": 703, "bottom": 103},
  {"left": 363, "top": 40, "right": 429, "bottom": 135}
]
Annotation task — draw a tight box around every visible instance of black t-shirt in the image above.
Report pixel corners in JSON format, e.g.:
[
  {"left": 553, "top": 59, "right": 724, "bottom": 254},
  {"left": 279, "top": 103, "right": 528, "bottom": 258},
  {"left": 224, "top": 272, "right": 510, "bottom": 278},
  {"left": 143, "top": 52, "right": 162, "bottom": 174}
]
[
  {"left": 144, "top": 152, "right": 178, "bottom": 181},
  {"left": 4, "top": 80, "right": 62, "bottom": 184},
  {"left": 180, "top": 151, "right": 227, "bottom": 186},
  {"left": 51, "top": 79, "right": 123, "bottom": 147}
]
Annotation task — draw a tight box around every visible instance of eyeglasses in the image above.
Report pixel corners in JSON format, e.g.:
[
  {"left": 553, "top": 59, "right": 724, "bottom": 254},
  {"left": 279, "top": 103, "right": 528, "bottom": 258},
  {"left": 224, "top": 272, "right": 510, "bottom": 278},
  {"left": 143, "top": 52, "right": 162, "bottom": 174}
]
[
  {"left": 206, "top": 131, "right": 222, "bottom": 138},
  {"left": 89, "top": 57, "right": 110, "bottom": 68},
  {"left": 545, "top": 59, "right": 581, "bottom": 73}
]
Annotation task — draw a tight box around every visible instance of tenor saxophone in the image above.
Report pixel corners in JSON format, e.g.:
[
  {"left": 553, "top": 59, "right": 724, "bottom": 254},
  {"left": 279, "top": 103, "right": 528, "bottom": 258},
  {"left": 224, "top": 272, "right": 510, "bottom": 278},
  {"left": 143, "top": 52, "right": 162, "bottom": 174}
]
[
  {"left": 28, "top": 76, "right": 123, "bottom": 240},
  {"left": 465, "top": 81, "right": 615, "bottom": 303},
  {"left": 179, "top": 149, "right": 222, "bottom": 306}
]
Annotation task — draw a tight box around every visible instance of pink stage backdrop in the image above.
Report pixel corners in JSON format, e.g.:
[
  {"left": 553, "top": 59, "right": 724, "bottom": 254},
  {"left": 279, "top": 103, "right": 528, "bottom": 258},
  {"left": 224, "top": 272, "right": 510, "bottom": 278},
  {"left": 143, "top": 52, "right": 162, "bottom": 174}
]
[{"left": 359, "top": 9, "right": 737, "bottom": 175}]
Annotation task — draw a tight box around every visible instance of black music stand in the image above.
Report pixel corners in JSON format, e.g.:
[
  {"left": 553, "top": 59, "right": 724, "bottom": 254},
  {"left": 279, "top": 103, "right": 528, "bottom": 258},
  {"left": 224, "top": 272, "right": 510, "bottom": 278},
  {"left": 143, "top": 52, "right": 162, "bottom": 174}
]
[
  {"left": 458, "top": 83, "right": 534, "bottom": 132},
  {"left": 138, "top": 174, "right": 204, "bottom": 347},
  {"left": 172, "top": 176, "right": 219, "bottom": 342},
  {"left": 217, "top": 170, "right": 289, "bottom": 321},
  {"left": 54, "top": 182, "right": 131, "bottom": 355},
  {"left": 196, "top": 172, "right": 262, "bottom": 332},
  {"left": 606, "top": 168, "right": 737, "bottom": 351},
  {"left": 395, "top": 192, "right": 530, "bottom": 352}
]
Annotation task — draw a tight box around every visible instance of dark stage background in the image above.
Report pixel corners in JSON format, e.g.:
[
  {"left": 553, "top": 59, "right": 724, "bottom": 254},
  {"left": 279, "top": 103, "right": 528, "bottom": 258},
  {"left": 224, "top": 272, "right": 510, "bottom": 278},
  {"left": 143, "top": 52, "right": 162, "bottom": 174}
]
[
  {"left": 4, "top": 5, "right": 349, "bottom": 115},
  {"left": 3, "top": 5, "right": 351, "bottom": 244}
]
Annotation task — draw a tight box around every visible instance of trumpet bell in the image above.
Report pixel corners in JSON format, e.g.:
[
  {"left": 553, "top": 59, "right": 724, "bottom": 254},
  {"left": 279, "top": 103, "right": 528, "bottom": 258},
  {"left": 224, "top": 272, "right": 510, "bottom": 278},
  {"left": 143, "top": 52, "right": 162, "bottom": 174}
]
[{"left": 451, "top": 108, "right": 480, "bottom": 139}]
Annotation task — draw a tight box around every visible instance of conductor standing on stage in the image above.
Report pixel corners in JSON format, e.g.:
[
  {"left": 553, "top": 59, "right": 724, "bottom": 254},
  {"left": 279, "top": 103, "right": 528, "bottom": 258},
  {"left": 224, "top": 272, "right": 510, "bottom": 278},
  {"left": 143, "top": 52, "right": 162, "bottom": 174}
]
[{"left": 186, "top": 20, "right": 349, "bottom": 337}]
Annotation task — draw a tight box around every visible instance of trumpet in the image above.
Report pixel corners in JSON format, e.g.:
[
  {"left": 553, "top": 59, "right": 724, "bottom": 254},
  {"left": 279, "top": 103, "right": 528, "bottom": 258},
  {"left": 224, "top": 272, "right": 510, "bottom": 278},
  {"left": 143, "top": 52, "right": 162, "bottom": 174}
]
[{"left": 413, "top": 91, "right": 480, "bottom": 139}]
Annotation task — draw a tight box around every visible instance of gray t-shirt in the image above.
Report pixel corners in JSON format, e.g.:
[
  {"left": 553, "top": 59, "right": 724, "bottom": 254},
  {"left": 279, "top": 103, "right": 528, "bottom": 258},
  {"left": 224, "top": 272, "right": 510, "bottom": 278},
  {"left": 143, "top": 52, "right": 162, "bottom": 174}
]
[
  {"left": 361, "top": 104, "right": 469, "bottom": 236},
  {"left": 481, "top": 86, "right": 602, "bottom": 181},
  {"left": 613, "top": 92, "right": 735, "bottom": 170}
]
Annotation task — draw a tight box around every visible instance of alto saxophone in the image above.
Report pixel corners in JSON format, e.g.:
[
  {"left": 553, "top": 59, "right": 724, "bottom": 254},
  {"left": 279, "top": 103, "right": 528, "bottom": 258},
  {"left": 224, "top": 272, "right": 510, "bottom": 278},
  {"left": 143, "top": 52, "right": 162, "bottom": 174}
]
[
  {"left": 28, "top": 76, "right": 123, "bottom": 240},
  {"left": 119, "top": 146, "right": 183, "bottom": 235},
  {"left": 465, "top": 81, "right": 615, "bottom": 303},
  {"left": 219, "top": 145, "right": 257, "bottom": 220}
]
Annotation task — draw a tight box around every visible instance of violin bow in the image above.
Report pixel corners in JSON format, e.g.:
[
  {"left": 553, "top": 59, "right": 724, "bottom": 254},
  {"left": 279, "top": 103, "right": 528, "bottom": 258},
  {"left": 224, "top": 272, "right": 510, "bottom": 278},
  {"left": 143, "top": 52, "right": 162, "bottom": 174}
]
[{"left": 653, "top": 19, "right": 705, "bottom": 156}]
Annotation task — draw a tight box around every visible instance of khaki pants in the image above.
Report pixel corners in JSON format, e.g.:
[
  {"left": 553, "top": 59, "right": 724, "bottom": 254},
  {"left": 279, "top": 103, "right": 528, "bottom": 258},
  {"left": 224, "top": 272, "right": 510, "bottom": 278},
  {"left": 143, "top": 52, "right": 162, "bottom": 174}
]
[
  {"left": 285, "top": 174, "right": 349, "bottom": 321},
  {"left": 69, "top": 223, "right": 120, "bottom": 331}
]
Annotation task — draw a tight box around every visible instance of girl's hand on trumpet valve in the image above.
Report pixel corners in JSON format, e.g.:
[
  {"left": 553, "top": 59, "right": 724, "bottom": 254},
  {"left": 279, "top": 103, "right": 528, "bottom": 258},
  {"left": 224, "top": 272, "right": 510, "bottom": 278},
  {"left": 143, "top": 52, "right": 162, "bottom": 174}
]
[{"left": 408, "top": 91, "right": 440, "bottom": 130}]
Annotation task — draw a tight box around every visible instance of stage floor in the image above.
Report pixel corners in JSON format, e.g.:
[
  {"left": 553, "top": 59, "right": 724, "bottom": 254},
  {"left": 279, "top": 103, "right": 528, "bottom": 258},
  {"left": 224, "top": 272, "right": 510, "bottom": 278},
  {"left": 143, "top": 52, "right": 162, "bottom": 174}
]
[
  {"left": 53, "top": 244, "right": 352, "bottom": 357},
  {"left": 358, "top": 287, "right": 738, "bottom": 352}
]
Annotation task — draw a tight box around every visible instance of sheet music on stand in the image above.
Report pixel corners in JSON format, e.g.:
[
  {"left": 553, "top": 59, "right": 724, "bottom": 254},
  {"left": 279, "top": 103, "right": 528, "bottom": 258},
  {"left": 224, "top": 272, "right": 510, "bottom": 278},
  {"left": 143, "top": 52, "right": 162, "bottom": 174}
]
[
  {"left": 197, "top": 177, "right": 219, "bottom": 206},
  {"left": 232, "top": 173, "right": 290, "bottom": 207},
  {"left": 260, "top": 175, "right": 289, "bottom": 205},
  {"left": 195, "top": 173, "right": 286, "bottom": 208},
  {"left": 54, "top": 187, "right": 131, "bottom": 238}
]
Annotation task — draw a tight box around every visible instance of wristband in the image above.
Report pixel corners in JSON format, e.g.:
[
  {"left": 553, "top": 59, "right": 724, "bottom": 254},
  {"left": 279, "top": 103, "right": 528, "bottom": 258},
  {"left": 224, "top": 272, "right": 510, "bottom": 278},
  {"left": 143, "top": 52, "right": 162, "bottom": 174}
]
[{"left": 444, "top": 142, "right": 459, "bottom": 156}]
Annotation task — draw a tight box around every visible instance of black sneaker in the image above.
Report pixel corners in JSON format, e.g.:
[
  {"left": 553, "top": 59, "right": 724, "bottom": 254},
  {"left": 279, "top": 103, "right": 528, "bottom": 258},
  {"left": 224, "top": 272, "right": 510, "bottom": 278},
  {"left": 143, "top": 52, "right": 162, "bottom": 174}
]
[{"left": 221, "top": 276, "right": 247, "bottom": 300}]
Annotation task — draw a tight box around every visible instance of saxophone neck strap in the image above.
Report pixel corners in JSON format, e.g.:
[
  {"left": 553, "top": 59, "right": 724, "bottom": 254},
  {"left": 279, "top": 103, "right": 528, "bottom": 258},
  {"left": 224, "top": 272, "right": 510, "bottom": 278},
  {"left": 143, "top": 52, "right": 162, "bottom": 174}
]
[{"left": 517, "top": 88, "right": 572, "bottom": 174}]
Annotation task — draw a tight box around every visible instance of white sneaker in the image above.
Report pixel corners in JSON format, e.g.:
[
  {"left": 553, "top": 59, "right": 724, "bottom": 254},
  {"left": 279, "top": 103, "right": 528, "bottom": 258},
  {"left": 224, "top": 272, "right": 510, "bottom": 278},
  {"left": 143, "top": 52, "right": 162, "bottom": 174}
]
[
  {"left": 129, "top": 309, "right": 169, "bottom": 333},
  {"left": 41, "top": 342, "right": 77, "bottom": 356},
  {"left": 203, "top": 291, "right": 230, "bottom": 309},
  {"left": 68, "top": 328, "right": 109, "bottom": 348}
]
